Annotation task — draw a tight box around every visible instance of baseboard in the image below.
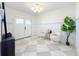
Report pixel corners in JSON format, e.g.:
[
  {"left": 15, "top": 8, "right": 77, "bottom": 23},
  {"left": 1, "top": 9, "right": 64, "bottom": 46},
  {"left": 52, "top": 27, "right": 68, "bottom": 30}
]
[{"left": 16, "top": 36, "right": 32, "bottom": 41}]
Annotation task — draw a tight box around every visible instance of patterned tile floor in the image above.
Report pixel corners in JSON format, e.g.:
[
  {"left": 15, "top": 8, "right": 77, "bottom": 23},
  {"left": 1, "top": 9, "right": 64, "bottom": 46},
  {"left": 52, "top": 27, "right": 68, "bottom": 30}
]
[{"left": 15, "top": 36, "right": 78, "bottom": 56}]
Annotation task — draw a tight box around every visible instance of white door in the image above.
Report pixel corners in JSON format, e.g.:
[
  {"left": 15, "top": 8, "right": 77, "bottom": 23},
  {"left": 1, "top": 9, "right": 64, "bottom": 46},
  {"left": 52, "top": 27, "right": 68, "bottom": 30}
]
[
  {"left": 24, "top": 19, "right": 32, "bottom": 37},
  {"left": 14, "top": 18, "right": 25, "bottom": 39}
]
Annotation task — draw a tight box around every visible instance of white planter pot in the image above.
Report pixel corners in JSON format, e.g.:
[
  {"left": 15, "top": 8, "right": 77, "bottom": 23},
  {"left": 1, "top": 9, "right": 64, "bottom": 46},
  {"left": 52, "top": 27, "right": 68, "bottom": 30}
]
[{"left": 50, "top": 34, "right": 59, "bottom": 42}]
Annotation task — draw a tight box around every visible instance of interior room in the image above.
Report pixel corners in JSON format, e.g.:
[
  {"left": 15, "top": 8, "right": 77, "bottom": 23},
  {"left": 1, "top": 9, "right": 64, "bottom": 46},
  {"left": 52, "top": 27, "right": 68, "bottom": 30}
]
[{"left": 0, "top": 2, "right": 79, "bottom": 56}]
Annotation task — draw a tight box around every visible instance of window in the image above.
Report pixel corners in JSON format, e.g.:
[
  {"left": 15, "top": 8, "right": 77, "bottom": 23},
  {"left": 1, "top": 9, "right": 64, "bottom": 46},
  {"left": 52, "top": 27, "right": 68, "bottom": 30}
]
[
  {"left": 16, "top": 18, "right": 24, "bottom": 24},
  {"left": 16, "top": 18, "right": 31, "bottom": 25}
]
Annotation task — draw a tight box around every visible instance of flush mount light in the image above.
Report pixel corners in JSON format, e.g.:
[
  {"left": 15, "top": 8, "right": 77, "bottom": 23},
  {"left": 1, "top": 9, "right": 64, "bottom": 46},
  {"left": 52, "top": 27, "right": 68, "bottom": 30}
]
[{"left": 32, "top": 3, "right": 43, "bottom": 13}]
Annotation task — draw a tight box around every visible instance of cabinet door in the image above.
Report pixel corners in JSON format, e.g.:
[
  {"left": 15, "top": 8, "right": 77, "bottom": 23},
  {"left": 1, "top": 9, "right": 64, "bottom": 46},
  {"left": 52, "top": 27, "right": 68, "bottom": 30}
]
[
  {"left": 24, "top": 20, "right": 32, "bottom": 37},
  {"left": 14, "top": 18, "right": 25, "bottom": 39}
]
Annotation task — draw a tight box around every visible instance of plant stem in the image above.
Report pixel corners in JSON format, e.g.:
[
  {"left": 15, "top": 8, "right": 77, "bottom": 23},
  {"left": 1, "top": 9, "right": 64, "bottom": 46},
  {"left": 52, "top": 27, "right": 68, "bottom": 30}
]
[{"left": 66, "top": 32, "right": 70, "bottom": 42}]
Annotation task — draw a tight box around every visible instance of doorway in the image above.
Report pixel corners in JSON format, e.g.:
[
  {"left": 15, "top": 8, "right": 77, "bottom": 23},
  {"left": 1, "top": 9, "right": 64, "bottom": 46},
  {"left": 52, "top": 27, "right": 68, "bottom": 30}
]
[{"left": 14, "top": 18, "right": 32, "bottom": 39}]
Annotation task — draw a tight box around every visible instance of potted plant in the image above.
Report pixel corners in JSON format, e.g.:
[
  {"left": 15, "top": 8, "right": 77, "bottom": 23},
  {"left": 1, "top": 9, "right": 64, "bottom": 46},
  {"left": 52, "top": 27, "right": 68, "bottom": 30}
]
[{"left": 61, "top": 16, "right": 76, "bottom": 46}]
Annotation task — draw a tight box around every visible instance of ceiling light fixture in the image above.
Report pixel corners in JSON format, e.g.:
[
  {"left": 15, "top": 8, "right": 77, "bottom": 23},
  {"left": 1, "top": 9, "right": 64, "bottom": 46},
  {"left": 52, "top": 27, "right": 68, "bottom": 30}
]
[{"left": 32, "top": 3, "right": 43, "bottom": 13}]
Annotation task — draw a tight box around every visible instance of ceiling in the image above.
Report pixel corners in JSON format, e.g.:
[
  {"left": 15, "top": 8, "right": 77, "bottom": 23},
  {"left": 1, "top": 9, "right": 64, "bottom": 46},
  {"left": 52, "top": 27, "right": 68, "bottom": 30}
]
[{"left": 5, "top": 2, "right": 75, "bottom": 15}]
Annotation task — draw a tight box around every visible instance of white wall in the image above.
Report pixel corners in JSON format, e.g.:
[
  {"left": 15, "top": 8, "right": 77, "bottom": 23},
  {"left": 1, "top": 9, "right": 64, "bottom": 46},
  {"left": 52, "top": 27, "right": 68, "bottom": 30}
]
[
  {"left": 36, "top": 5, "right": 76, "bottom": 46},
  {"left": 31, "top": 15, "right": 40, "bottom": 36},
  {"left": 5, "top": 5, "right": 35, "bottom": 39},
  {"left": 76, "top": 2, "right": 79, "bottom": 55},
  {"left": 0, "top": 9, "right": 4, "bottom": 42}
]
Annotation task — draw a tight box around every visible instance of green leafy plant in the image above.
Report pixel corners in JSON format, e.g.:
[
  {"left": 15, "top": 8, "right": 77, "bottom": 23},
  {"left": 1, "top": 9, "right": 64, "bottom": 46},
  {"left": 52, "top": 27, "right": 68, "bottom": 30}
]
[{"left": 61, "top": 16, "right": 76, "bottom": 46}]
